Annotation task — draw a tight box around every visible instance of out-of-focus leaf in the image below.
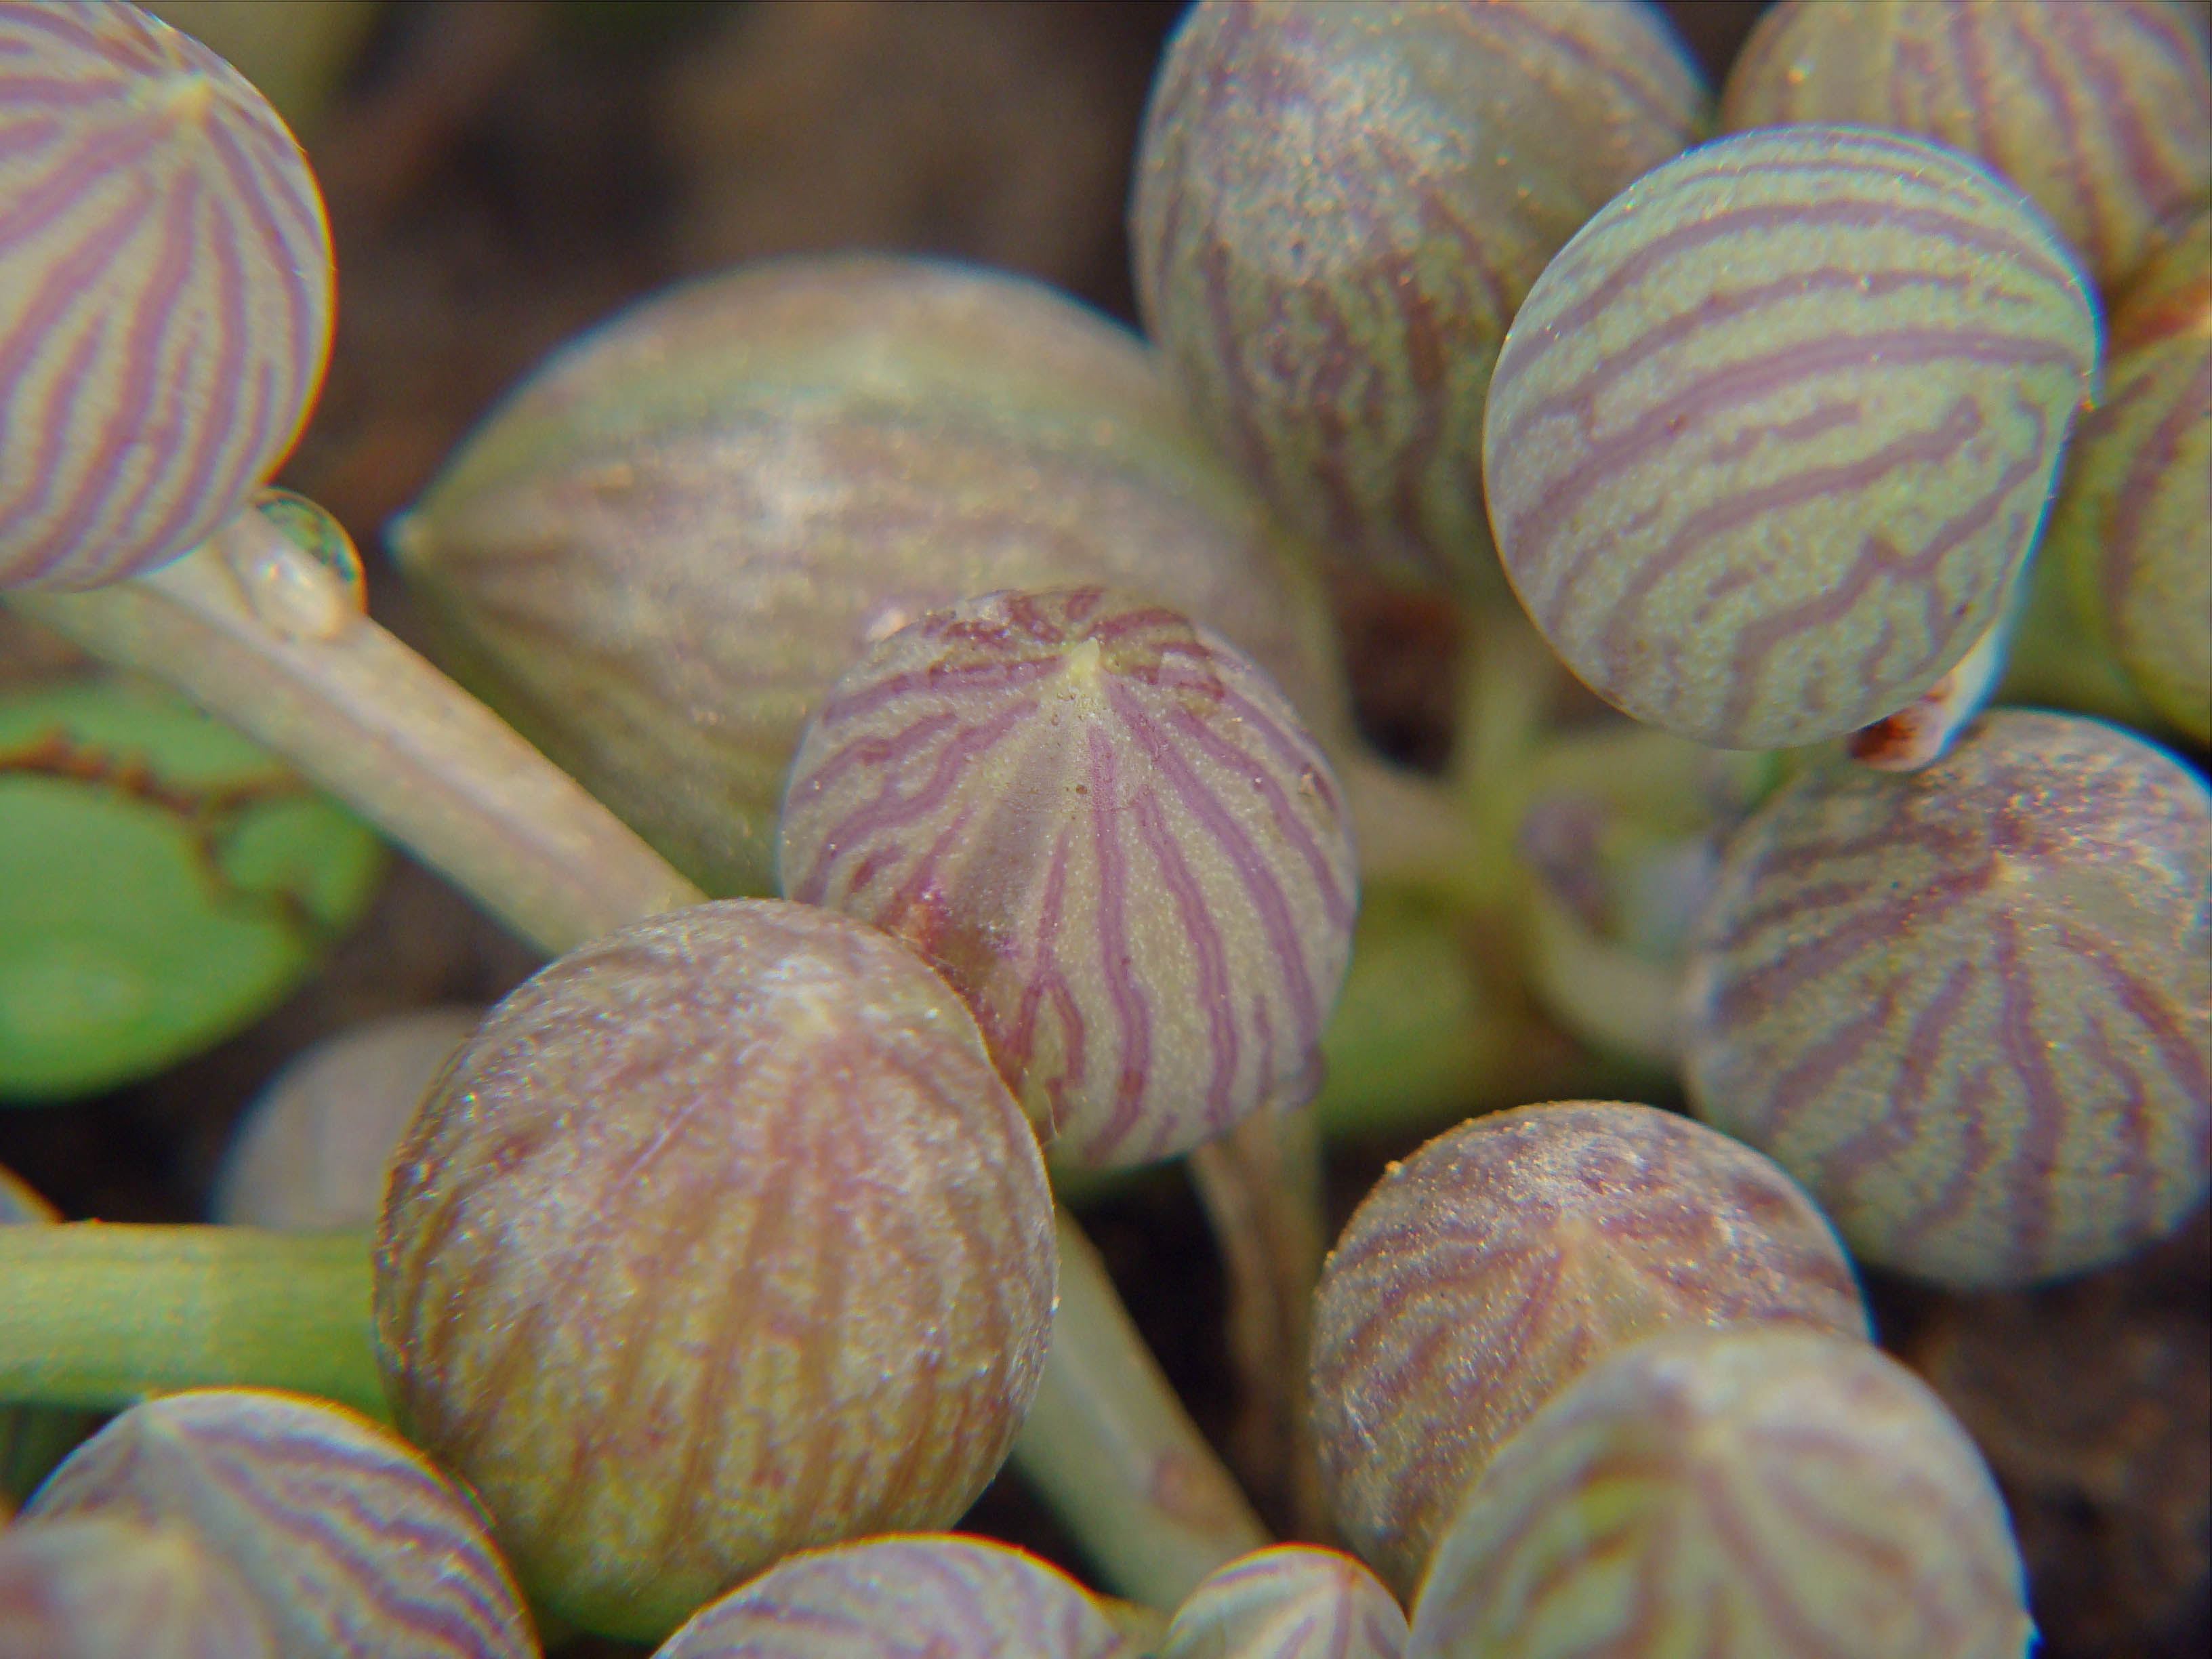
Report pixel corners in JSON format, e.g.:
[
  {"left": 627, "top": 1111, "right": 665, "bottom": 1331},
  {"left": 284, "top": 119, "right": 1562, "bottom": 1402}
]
[{"left": 0, "top": 679, "right": 383, "bottom": 1101}]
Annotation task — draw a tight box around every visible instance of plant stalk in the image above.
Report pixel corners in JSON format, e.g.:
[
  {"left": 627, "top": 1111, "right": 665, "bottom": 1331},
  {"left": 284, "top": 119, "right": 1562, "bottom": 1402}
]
[
  {"left": 0, "top": 1225, "right": 385, "bottom": 1423},
  {"left": 1330, "top": 745, "right": 1490, "bottom": 916},
  {"left": 7, "top": 511, "right": 701, "bottom": 957},
  {"left": 1185, "top": 1092, "right": 1328, "bottom": 1540},
  {"left": 1011, "top": 1210, "right": 1271, "bottom": 1608},
  {"left": 1450, "top": 599, "right": 1563, "bottom": 912}
]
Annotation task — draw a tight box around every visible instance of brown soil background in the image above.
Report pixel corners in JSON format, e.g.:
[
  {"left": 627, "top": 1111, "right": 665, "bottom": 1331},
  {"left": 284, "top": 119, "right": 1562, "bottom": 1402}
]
[{"left": 2, "top": 5, "right": 2205, "bottom": 1654}]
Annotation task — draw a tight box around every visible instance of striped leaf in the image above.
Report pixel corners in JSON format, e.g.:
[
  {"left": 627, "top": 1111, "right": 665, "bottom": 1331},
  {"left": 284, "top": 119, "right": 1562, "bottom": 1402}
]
[
  {"left": 391, "top": 255, "right": 1351, "bottom": 899},
  {"left": 779, "top": 588, "right": 1358, "bottom": 1171},
  {"left": 1483, "top": 124, "right": 2096, "bottom": 750},
  {"left": 1309, "top": 1101, "right": 1868, "bottom": 1599},
  {"left": 1722, "top": 0, "right": 2212, "bottom": 295},
  {"left": 1685, "top": 709, "right": 2212, "bottom": 1287},
  {"left": 0, "top": 1515, "right": 277, "bottom": 1659},
  {"left": 1132, "top": 0, "right": 1711, "bottom": 595},
  {"left": 2043, "top": 209, "right": 2211, "bottom": 745},
  {"left": 655, "top": 1534, "right": 1132, "bottom": 1659},
  {"left": 375, "top": 900, "right": 1056, "bottom": 1643},
  {"left": 20, "top": 1389, "right": 535, "bottom": 1659},
  {"left": 1407, "top": 1327, "right": 2033, "bottom": 1659},
  {"left": 1160, "top": 1544, "right": 1407, "bottom": 1659},
  {"left": 0, "top": 1, "right": 332, "bottom": 590}
]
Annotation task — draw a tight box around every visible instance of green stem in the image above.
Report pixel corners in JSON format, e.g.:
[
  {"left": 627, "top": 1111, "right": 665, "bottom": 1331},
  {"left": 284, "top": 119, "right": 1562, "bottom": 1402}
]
[
  {"left": 1186, "top": 1096, "right": 1327, "bottom": 1540},
  {"left": 0, "top": 1225, "right": 384, "bottom": 1423},
  {"left": 1010, "top": 1210, "right": 1271, "bottom": 1609},
  {"left": 7, "top": 511, "right": 701, "bottom": 957},
  {"left": 1313, "top": 892, "right": 1515, "bottom": 1140},
  {"left": 1330, "top": 745, "right": 1490, "bottom": 916},
  {"left": 1449, "top": 600, "right": 1563, "bottom": 910},
  {"left": 1313, "top": 888, "right": 1658, "bottom": 1143}
]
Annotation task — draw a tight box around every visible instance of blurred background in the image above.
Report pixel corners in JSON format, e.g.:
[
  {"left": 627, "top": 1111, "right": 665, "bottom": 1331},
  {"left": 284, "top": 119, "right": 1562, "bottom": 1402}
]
[{"left": 1, "top": 5, "right": 2203, "bottom": 1655}]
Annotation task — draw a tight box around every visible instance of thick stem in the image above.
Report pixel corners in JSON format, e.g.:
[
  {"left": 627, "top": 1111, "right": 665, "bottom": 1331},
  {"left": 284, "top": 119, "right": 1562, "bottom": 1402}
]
[
  {"left": 1185, "top": 1094, "right": 1328, "bottom": 1541},
  {"left": 6, "top": 511, "right": 701, "bottom": 956},
  {"left": 1330, "top": 745, "right": 1490, "bottom": 915},
  {"left": 1010, "top": 1210, "right": 1271, "bottom": 1609},
  {"left": 1449, "top": 600, "right": 1563, "bottom": 912},
  {"left": 0, "top": 1225, "right": 384, "bottom": 1423}
]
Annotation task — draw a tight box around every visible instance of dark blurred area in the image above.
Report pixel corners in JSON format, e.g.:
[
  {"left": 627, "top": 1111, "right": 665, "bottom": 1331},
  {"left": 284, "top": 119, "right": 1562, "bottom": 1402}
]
[{"left": 1, "top": 6, "right": 2201, "bottom": 1655}]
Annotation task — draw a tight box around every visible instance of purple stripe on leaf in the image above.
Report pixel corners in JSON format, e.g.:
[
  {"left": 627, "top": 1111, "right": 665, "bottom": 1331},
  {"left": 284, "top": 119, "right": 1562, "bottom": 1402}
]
[
  {"left": 1, "top": 0, "right": 331, "bottom": 590},
  {"left": 779, "top": 587, "right": 1356, "bottom": 1171}
]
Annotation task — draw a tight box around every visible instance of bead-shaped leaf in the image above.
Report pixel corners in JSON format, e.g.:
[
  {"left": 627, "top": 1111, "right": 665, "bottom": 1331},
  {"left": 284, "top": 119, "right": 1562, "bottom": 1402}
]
[
  {"left": 653, "top": 1534, "right": 1132, "bottom": 1659},
  {"left": 1685, "top": 710, "right": 2212, "bottom": 1286},
  {"left": 1408, "top": 1326, "right": 2034, "bottom": 1659},
  {"left": 392, "top": 254, "right": 1350, "bottom": 897},
  {"left": 2044, "top": 209, "right": 2212, "bottom": 746},
  {"left": 20, "top": 1389, "right": 536, "bottom": 1659},
  {"left": 1310, "top": 1101, "right": 1868, "bottom": 1597},
  {"left": 376, "top": 900, "right": 1057, "bottom": 1641},
  {"left": 1722, "top": 0, "right": 2210, "bottom": 293},
  {"left": 1484, "top": 124, "right": 2096, "bottom": 749},
  {"left": 1161, "top": 1544, "right": 1407, "bottom": 1659},
  {"left": 213, "top": 1006, "right": 478, "bottom": 1230},
  {"left": 780, "top": 588, "right": 1358, "bottom": 1170},
  {"left": 1134, "top": 0, "right": 1711, "bottom": 594},
  {"left": 0, "top": 1515, "right": 278, "bottom": 1659},
  {"left": 0, "top": 2, "right": 333, "bottom": 589}
]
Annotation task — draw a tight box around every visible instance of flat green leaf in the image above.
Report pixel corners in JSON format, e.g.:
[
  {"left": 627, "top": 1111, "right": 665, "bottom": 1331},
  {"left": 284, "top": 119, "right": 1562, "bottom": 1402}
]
[{"left": 0, "top": 678, "right": 383, "bottom": 1101}]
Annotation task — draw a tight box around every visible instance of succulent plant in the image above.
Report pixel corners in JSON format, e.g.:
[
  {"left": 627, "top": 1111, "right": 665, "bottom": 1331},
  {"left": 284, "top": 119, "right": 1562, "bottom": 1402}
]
[
  {"left": 1721, "top": 0, "right": 2212, "bottom": 295},
  {"left": 392, "top": 253, "right": 1353, "bottom": 899},
  {"left": 17, "top": 1387, "right": 536, "bottom": 1659},
  {"left": 1130, "top": 0, "right": 1710, "bottom": 595},
  {"left": 2, "top": 12, "right": 1282, "bottom": 1616},
  {"left": 2041, "top": 206, "right": 2212, "bottom": 747},
  {"left": 779, "top": 586, "right": 1359, "bottom": 1170},
  {"left": 1160, "top": 1543, "right": 1408, "bottom": 1659},
  {"left": 1684, "top": 708, "right": 2212, "bottom": 1288},
  {"left": 1482, "top": 122, "right": 2097, "bottom": 751},
  {"left": 1406, "top": 1325, "right": 2035, "bottom": 1659},
  {"left": 653, "top": 1532, "right": 1134, "bottom": 1659},
  {"left": 0, "top": 0, "right": 332, "bottom": 591},
  {"left": 1, "top": 7, "right": 2207, "bottom": 1652},
  {"left": 0, "top": 1514, "right": 276, "bottom": 1659},
  {"left": 1309, "top": 1101, "right": 1868, "bottom": 1599},
  {"left": 374, "top": 899, "right": 1057, "bottom": 1641}
]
